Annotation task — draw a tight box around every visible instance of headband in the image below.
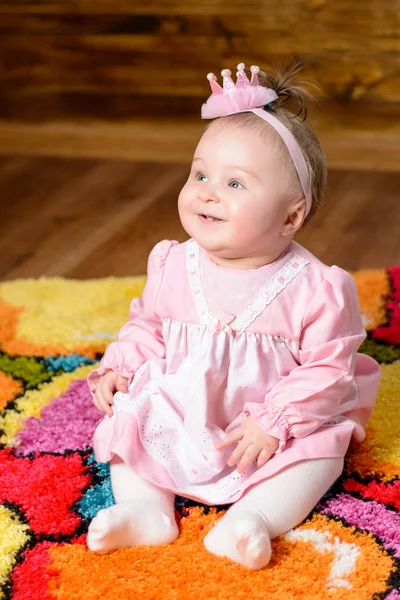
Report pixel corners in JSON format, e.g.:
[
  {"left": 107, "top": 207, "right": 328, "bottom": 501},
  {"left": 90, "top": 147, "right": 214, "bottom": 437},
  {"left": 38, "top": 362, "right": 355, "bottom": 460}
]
[{"left": 201, "top": 63, "right": 312, "bottom": 217}]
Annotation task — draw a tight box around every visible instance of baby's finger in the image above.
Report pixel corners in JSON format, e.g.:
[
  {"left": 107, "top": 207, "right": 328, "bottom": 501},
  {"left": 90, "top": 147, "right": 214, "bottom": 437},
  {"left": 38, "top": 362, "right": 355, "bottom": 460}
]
[
  {"left": 215, "top": 428, "right": 243, "bottom": 450},
  {"left": 237, "top": 445, "right": 260, "bottom": 474},
  {"left": 93, "top": 394, "right": 106, "bottom": 414},
  {"left": 256, "top": 448, "right": 273, "bottom": 469},
  {"left": 97, "top": 384, "right": 114, "bottom": 406},
  {"left": 95, "top": 391, "right": 114, "bottom": 417},
  {"left": 92, "top": 395, "right": 102, "bottom": 413},
  {"left": 99, "top": 397, "right": 114, "bottom": 417},
  {"left": 116, "top": 376, "right": 128, "bottom": 393},
  {"left": 227, "top": 439, "right": 248, "bottom": 467}
]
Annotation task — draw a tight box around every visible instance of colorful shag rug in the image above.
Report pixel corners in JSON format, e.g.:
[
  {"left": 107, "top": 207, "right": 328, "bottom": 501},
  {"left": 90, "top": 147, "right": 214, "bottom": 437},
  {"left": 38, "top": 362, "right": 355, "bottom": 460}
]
[{"left": 1, "top": 267, "right": 400, "bottom": 600}]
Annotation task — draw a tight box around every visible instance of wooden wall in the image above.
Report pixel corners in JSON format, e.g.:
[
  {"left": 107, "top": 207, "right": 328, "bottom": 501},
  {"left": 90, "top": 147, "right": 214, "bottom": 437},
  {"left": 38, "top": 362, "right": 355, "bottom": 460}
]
[{"left": 0, "top": 0, "right": 399, "bottom": 122}]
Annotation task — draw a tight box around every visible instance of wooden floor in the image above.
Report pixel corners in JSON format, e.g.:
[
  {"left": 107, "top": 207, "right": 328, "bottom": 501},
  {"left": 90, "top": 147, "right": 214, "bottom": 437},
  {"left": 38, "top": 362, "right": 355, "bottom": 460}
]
[{"left": 0, "top": 154, "right": 399, "bottom": 280}]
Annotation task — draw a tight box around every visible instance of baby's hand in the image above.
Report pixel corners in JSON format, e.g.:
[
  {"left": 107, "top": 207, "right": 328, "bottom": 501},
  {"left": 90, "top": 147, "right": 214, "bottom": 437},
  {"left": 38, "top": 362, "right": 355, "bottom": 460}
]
[
  {"left": 93, "top": 370, "right": 129, "bottom": 417},
  {"left": 216, "top": 415, "right": 279, "bottom": 474}
]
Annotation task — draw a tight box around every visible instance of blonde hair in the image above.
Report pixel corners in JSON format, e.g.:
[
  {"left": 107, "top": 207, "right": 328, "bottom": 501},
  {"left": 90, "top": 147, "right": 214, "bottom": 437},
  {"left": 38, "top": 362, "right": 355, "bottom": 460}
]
[{"left": 205, "top": 59, "right": 327, "bottom": 225}]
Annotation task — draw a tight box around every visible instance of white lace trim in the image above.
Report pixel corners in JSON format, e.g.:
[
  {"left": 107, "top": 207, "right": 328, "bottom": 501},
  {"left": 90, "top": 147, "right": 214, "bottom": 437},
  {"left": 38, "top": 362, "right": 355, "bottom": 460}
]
[
  {"left": 186, "top": 239, "right": 213, "bottom": 325},
  {"left": 186, "top": 239, "right": 309, "bottom": 332},
  {"left": 232, "top": 256, "right": 309, "bottom": 331}
]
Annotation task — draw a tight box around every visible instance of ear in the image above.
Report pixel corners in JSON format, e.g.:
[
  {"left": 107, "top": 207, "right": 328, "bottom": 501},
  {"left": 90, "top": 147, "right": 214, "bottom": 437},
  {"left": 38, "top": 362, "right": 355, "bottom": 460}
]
[{"left": 281, "top": 198, "right": 307, "bottom": 237}]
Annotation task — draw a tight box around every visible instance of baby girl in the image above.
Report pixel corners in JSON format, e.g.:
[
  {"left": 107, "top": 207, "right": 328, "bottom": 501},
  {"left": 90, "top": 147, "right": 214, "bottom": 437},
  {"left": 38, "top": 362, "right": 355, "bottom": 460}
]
[{"left": 86, "top": 61, "right": 380, "bottom": 570}]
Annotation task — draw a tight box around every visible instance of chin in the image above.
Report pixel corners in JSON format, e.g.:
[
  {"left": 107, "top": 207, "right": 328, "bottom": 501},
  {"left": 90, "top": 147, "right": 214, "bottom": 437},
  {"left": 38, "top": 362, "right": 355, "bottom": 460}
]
[
  {"left": 181, "top": 215, "right": 239, "bottom": 257},
  {"left": 192, "top": 233, "right": 227, "bottom": 253}
]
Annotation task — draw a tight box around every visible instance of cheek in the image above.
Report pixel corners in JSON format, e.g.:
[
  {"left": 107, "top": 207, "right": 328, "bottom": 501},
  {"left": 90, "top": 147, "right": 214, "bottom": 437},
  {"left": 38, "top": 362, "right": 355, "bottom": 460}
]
[
  {"left": 177, "top": 186, "right": 190, "bottom": 213},
  {"left": 227, "top": 196, "right": 280, "bottom": 233},
  {"left": 227, "top": 196, "right": 257, "bottom": 223},
  {"left": 178, "top": 179, "right": 197, "bottom": 204},
  {"left": 177, "top": 185, "right": 196, "bottom": 229}
]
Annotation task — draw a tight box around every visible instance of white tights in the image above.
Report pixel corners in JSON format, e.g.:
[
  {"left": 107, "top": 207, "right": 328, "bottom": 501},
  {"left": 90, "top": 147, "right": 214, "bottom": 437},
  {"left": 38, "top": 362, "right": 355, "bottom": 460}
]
[{"left": 87, "top": 456, "right": 343, "bottom": 569}]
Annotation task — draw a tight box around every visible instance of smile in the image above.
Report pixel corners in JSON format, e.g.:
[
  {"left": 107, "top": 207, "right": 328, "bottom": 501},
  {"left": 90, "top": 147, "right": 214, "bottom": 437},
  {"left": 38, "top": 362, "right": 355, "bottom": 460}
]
[{"left": 198, "top": 214, "right": 224, "bottom": 223}]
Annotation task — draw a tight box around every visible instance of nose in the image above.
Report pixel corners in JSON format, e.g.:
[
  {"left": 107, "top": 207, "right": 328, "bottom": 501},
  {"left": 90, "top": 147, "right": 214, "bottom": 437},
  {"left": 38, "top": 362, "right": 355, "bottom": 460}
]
[{"left": 198, "top": 182, "right": 220, "bottom": 203}]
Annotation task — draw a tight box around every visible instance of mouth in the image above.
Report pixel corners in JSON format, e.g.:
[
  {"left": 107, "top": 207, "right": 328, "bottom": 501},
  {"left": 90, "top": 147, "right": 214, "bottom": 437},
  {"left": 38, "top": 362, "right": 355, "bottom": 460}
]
[{"left": 198, "top": 214, "right": 225, "bottom": 223}]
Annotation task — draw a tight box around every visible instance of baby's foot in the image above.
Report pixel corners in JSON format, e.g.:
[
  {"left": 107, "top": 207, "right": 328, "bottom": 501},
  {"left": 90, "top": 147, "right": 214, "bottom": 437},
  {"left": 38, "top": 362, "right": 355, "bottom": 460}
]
[
  {"left": 204, "top": 509, "right": 271, "bottom": 570},
  {"left": 87, "top": 500, "right": 179, "bottom": 554}
]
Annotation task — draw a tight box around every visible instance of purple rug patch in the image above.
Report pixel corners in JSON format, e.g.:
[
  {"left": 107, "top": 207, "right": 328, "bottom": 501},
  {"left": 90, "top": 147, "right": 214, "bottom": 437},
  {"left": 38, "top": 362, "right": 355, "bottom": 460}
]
[
  {"left": 16, "top": 379, "right": 102, "bottom": 455},
  {"left": 321, "top": 493, "right": 400, "bottom": 558}
]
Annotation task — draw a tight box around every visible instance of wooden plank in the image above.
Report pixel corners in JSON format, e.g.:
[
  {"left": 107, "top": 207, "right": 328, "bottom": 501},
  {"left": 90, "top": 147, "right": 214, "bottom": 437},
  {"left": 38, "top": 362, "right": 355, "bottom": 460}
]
[
  {"left": 0, "top": 157, "right": 97, "bottom": 277},
  {"left": 0, "top": 156, "right": 32, "bottom": 184},
  {"left": 0, "top": 93, "right": 201, "bottom": 121},
  {"left": 0, "top": 157, "right": 93, "bottom": 223},
  {"left": 0, "top": 159, "right": 186, "bottom": 279},
  {"left": 0, "top": 119, "right": 202, "bottom": 162},
  {"left": 0, "top": 11, "right": 398, "bottom": 38},
  {"left": 0, "top": 34, "right": 227, "bottom": 95},
  {"left": 0, "top": 0, "right": 398, "bottom": 16},
  {"left": 0, "top": 34, "right": 398, "bottom": 103},
  {"left": 68, "top": 174, "right": 188, "bottom": 278},
  {"left": 0, "top": 102, "right": 399, "bottom": 171},
  {"left": 296, "top": 170, "right": 400, "bottom": 270},
  {"left": 0, "top": 14, "right": 164, "bottom": 34}
]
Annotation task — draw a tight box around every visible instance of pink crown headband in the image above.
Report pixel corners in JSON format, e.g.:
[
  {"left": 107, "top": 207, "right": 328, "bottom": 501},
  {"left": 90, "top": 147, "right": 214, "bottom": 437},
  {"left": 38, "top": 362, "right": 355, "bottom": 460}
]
[{"left": 201, "top": 63, "right": 312, "bottom": 217}]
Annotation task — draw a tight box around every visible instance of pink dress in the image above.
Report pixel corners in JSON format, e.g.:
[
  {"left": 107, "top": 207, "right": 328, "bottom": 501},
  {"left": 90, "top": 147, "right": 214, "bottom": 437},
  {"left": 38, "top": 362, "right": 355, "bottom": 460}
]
[{"left": 88, "top": 239, "right": 380, "bottom": 505}]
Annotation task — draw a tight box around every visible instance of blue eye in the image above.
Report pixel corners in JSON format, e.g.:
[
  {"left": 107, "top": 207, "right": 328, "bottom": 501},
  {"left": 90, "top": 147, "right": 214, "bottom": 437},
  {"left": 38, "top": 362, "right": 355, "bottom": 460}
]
[
  {"left": 229, "top": 180, "right": 244, "bottom": 189},
  {"left": 196, "top": 173, "right": 207, "bottom": 182}
]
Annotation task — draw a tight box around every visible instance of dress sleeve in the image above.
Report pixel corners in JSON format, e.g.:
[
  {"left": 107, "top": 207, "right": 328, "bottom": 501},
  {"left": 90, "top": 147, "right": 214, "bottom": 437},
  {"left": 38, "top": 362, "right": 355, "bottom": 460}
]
[
  {"left": 243, "top": 266, "right": 367, "bottom": 452},
  {"left": 87, "top": 240, "right": 178, "bottom": 395}
]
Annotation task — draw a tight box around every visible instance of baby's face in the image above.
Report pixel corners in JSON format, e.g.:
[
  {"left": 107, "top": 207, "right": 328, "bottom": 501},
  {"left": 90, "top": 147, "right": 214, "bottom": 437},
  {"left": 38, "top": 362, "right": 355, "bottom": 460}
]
[{"left": 178, "top": 120, "right": 293, "bottom": 266}]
